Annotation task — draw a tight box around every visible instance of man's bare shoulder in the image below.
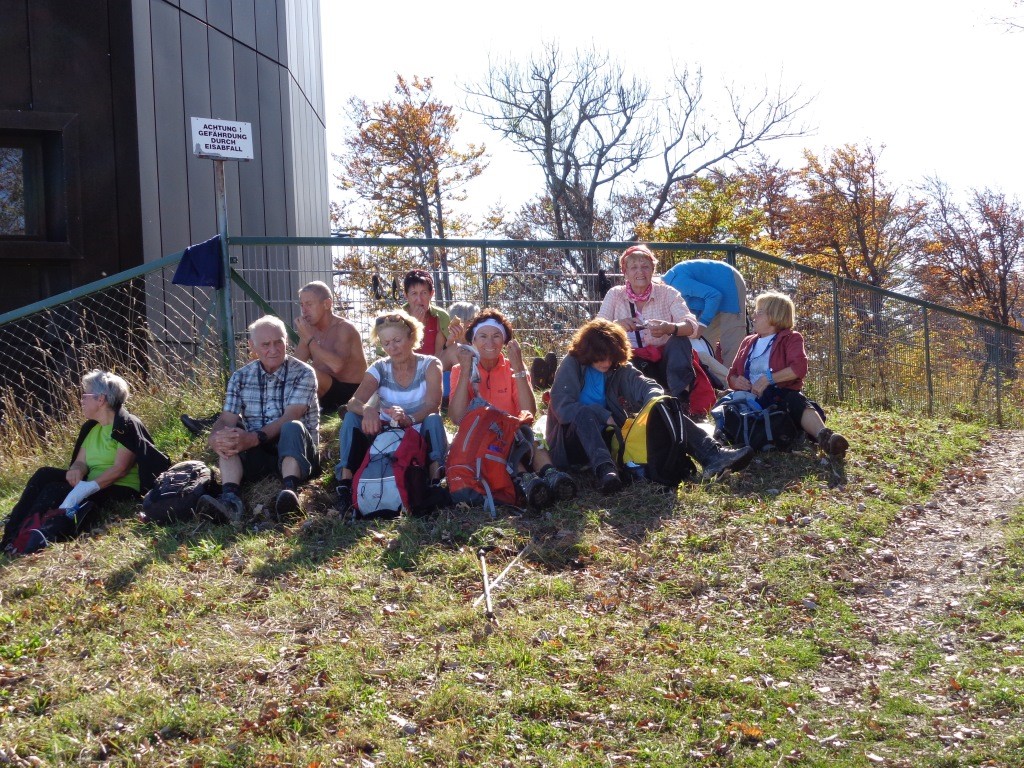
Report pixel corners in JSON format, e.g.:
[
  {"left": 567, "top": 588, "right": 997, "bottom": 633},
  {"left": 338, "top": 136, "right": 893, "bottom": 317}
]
[{"left": 324, "top": 315, "right": 361, "bottom": 342}]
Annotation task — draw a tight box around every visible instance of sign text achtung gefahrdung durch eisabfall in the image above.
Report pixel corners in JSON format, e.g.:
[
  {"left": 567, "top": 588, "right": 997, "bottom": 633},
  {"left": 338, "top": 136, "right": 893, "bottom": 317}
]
[{"left": 190, "top": 117, "right": 254, "bottom": 161}]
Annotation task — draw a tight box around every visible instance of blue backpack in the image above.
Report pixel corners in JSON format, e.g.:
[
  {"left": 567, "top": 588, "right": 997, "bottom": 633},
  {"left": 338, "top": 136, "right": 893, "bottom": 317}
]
[{"left": 711, "top": 392, "right": 799, "bottom": 452}]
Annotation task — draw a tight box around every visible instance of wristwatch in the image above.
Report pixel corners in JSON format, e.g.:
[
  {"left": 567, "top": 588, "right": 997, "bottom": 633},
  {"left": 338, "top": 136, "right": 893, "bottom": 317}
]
[{"left": 256, "top": 429, "right": 269, "bottom": 445}]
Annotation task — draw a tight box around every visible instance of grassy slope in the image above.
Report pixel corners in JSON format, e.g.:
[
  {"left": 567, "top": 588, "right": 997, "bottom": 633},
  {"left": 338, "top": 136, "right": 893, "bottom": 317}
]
[{"left": 0, "top": 409, "right": 1022, "bottom": 767}]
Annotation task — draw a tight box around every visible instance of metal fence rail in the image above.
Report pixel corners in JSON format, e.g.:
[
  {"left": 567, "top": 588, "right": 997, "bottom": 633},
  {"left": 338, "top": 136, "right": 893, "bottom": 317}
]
[{"left": 1, "top": 237, "right": 1020, "bottom": 429}]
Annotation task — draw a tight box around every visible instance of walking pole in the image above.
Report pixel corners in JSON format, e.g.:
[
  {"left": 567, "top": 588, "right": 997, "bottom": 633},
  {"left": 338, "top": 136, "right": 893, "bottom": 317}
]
[{"left": 477, "top": 546, "right": 497, "bottom": 624}]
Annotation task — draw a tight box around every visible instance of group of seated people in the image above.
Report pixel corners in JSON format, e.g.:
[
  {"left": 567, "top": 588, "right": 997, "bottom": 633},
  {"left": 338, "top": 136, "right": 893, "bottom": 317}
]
[{"left": 3, "top": 249, "right": 850, "bottom": 550}]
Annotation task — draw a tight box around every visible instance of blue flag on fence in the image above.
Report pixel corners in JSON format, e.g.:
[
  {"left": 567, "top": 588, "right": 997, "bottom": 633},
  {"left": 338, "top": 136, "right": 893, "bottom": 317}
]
[{"left": 172, "top": 235, "right": 224, "bottom": 288}]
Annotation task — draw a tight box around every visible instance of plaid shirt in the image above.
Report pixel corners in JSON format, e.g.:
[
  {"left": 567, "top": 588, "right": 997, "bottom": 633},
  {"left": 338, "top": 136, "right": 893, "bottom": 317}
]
[
  {"left": 223, "top": 355, "right": 319, "bottom": 440},
  {"left": 597, "top": 282, "right": 697, "bottom": 348}
]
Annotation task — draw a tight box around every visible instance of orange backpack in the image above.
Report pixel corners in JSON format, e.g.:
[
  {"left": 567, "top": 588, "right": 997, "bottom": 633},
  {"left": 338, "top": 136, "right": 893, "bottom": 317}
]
[{"left": 446, "top": 403, "right": 533, "bottom": 517}]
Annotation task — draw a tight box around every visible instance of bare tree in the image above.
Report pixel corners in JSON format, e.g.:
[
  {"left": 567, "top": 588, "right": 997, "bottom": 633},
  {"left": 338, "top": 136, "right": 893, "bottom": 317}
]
[
  {"left": 466, "top": 42, "right": 811, "bottom": 255},
  {"left": 643, "top": 68, "right": 812, "bottom": 230},
  {"left": 993, "top": 0, "right": 1024, "bottom": 31},
  {"left": 467, "top": 43, "right": 654, "bottom": 245}
]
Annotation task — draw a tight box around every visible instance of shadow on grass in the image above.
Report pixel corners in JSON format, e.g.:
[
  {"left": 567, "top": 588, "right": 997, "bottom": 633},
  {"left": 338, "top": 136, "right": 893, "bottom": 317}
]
[{"left": 98, "top": 440, "right": 847, "bottom": 590}]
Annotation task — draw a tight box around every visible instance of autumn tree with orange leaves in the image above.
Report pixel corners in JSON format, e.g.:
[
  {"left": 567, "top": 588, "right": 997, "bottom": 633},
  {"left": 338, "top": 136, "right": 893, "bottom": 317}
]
[
  {"left": 335, "top": 75, "right": 487, "bottom": 302},
  {"left": 787, "top": 144, "right": 926, "bottom": 291},
  {"left": 919, "top": 179, "right": 1023, "bottom": 328}
]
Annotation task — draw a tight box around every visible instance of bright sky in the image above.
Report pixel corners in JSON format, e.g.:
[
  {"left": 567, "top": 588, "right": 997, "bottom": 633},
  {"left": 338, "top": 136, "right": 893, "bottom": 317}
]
[{"left": 321, "top": 0, "right": 1023, "bottom": 217}]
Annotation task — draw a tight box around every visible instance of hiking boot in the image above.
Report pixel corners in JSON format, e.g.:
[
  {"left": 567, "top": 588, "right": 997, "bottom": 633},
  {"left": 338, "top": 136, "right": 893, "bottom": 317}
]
[
  {"left": 180, "top": 413, "right": 217, "bottom": 437},
  {"left": 597, "top": 464, "right": 623, "bottom": 495},
  {"left": 700, "top": 445, "right": 754, "bottom": 480},
  {"left": 543, "top": 468, "right": 577, "bottom": 501},
  {"left": 816, "top": 428, "right": 850, "bottom": 459},
  {"left": 335, "top": 483, "right": 354, "bottom": 514},
  {"left": 197, "top": 492, "right": 245, "bottom": 527},
  {"left": 519, "top": 472, "right": 553, "bottom": 509},
  {"left": 275, "top": 488, "right": 301, "bottom": 518}
]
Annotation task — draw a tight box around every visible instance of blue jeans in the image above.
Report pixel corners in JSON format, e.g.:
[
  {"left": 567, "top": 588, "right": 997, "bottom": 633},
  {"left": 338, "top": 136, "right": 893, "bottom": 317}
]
[{"left": 336, "top": 411, "right": 448, "bottom": 479}]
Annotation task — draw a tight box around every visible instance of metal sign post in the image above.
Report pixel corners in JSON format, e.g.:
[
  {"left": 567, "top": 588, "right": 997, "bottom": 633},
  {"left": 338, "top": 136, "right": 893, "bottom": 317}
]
[{"left": 190, "top": 117, "right": 254, "bottom": 374}]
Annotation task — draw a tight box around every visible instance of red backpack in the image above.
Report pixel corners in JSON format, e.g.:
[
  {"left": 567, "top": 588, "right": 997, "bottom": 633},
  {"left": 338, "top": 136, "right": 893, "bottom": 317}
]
[
  {"left": 352, "top": 427, "right": 430, "bottom": 519},
  {"left": 687, "top": 349, "right": 717, "bottom": 418},
  {"left": 446, "top": 404, "right": 533, "bottom": 517}
]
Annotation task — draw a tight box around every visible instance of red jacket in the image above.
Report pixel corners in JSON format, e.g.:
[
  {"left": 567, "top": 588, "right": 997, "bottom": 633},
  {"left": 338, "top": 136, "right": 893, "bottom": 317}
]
[{"left": 727, "top": 328, "right": 807, "bottom": 392}]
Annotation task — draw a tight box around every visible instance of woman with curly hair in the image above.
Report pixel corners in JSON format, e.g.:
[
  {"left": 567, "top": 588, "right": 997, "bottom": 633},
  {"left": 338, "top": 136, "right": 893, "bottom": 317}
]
[{"left": 547, "top": 319, "right": 751, "bottom": 494}]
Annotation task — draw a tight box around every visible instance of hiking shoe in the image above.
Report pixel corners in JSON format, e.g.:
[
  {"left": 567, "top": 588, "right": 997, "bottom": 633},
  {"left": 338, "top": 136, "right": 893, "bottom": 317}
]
[
  {"left": 335, "top": 484, "right": 354, "bottom": 513},
  {"left": 816, "top": 428, "right": 850, "bottom": 459},
  {"left": 597, "top": 464, "right": 623, "bottom": 495},
  {"left": 197, "top": 492, "right": 245, "bottom": 527},
  {"left": 275, "top": 488, "right": 301, "bottom": 518},
  {"left": 701, "top": 445, "right": 754, "bottom": 480},
  {"left": 520, "top": 472, "right": 553, "bottom": 509},
  {"left": 180, "top": 413, "right": 217, "bottom": 437},
  {"left": 543, "top": 468, "right": 577, "bottom": 501}
]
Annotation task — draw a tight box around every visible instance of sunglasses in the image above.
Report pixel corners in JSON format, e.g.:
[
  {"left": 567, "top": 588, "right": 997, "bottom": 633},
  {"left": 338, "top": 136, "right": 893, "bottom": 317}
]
[{"left": 375, "top": 313, "right": 408, "bottom": 326}]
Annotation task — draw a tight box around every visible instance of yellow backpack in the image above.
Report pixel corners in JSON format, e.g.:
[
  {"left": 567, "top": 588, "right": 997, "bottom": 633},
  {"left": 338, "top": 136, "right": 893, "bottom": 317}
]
[{"left": 610, "top": 395, "right": 696, "bottom": 487}]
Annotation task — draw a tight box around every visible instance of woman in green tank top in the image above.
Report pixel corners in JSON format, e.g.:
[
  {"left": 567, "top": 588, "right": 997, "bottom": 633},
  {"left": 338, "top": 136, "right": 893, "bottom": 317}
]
[{"left": 2, "top": 370, "right": 169, "bottom": 554}]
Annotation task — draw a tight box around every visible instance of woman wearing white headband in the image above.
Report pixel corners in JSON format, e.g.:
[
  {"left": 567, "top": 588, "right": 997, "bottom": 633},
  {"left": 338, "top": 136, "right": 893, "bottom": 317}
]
[{"left": 449, "top": 308, "right": 577, "bottom": 508}]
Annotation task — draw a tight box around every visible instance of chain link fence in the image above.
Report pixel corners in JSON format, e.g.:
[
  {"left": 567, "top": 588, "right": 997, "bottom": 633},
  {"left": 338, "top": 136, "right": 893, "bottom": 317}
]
[
  {"left": 2, "top": 238, "right": 1021, "bottom": 432},
  {"left": 0, "top": 254, "right": 225, "bottom": 439}
]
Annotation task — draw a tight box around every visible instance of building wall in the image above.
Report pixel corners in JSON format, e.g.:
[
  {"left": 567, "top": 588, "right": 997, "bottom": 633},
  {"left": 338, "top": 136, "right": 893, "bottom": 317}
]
[
  {"left": 131, "top": 0, "right": 330, "bottom": 326},
  {"left": 0, "top": 0, "right": 329, "bottom": 316},
  {"left": 0, "top": 0, "right": 143, "bottom": 312}
]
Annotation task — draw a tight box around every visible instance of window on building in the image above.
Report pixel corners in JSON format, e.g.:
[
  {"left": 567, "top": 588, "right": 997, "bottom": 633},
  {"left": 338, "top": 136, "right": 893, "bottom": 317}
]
[
  {"left": 0, "top": 138, "right": 45, "bottom": 238},
  {"left": 0, "top": 114, "right": 81, "bottom": 259}
]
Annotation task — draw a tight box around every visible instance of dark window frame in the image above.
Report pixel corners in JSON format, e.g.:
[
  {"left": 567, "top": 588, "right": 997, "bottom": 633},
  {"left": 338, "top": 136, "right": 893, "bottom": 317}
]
[{"left": 0, "top": 111, "right": 83, "bottom": 260}]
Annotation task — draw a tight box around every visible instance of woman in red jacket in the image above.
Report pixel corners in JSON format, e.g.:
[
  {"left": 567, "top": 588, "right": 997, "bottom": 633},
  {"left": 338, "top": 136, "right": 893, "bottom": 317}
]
[{"left": 727, "top": 292, "right": 849, "bottom": 457}]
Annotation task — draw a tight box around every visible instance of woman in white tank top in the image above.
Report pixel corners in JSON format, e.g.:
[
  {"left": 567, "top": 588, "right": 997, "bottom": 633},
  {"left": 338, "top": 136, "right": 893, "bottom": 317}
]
[{"left": 334, "top": 310, "right": 448, "bottom": 509}]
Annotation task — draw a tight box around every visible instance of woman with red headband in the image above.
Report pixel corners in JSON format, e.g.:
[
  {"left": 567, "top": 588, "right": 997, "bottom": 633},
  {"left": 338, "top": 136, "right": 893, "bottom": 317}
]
[{"left": 597, "top": 244, "right": 702, "bottom": 411}]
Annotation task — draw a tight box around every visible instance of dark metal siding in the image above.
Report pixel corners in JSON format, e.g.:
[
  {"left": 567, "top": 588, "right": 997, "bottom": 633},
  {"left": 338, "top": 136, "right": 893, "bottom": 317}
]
[{"left": 0, "top": 0, "right": 328, "bottom": 316}]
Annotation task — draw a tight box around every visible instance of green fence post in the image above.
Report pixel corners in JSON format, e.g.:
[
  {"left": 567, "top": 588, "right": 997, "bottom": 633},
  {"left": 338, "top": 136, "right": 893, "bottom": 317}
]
[
  {"left": 995, "top": 327, "right": 1004, "bottom": 427},
  {"left": 832, "top": 277, "right": 844, "bottom": 401},
  {"left": 214, "top": 159, "right": 236, "bottom": 375},
  {"left": 480, "top": 246, "right": 489, "bottom": 307},
  {"left": 726, "top": 246, "right": 737, "bottom": 268},
  {"left": 922, "top": 306, "right": 933, "bottom": 416}
]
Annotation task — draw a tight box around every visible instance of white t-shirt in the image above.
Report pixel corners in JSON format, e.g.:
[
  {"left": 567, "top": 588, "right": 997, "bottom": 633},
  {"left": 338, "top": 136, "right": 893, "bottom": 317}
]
[
  {"left": 746, "top": 334, "right": 776, "bottom": 383},
  {"left": 369, "top": 354, "right": 436, "bottom": 420}
]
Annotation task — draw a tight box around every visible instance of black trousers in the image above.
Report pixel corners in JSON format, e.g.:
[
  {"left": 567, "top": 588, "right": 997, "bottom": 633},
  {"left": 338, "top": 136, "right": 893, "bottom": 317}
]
[{"left": 1, "top": 466, "right": 138, "bottom": 549}]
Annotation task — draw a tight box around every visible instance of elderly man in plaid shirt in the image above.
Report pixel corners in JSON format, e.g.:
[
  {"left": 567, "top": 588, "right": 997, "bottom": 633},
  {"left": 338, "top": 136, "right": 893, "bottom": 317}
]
[{"left": 197, "top": 316, "right": 320, "bottom": 525}]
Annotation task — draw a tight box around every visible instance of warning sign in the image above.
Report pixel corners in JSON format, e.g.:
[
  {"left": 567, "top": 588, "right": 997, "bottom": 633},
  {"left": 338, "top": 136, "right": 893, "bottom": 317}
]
[{"left": 190, "top": 117, "right": 254, "bottom": 161}]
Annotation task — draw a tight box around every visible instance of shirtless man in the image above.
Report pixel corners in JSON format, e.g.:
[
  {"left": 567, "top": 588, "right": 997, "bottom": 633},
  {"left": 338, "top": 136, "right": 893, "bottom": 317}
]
[{"left": 293, "top": 281, "right": 367, "bottom": 414}]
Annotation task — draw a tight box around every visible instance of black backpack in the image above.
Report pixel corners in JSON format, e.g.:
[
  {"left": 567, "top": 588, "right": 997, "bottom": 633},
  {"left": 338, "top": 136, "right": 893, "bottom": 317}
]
[
  {"left": 141, "top": 460, "right": 213, "bottom": 524},
  {"left": 713, "top": 395, "right": 799, "bottom": 452},
  {"left": 612, "top": 395, "right": 697, "bottom": 488}
]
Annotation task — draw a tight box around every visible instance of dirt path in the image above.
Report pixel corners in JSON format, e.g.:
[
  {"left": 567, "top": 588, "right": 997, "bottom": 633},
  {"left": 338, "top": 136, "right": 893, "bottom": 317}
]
[{"left": 810, "top": 429, "right": 1023, "bottom": 722}]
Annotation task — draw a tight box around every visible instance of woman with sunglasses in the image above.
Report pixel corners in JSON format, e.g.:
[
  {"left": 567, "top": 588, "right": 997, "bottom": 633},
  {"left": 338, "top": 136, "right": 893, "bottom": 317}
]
[
  {"left": 547, "top": 319, "right": 752, "bottom": 494},
  {"left": 728, "top": 291, "right": 849, "bottom": 457},
  {"left": 2, "top": 369, "right": 170, "bottom": 554},
  {"left": 334, "top": 311, "right": 447, "bottom": 512}
]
